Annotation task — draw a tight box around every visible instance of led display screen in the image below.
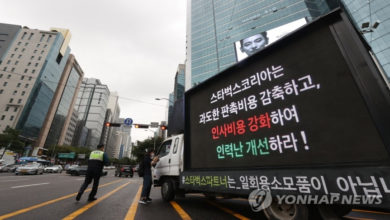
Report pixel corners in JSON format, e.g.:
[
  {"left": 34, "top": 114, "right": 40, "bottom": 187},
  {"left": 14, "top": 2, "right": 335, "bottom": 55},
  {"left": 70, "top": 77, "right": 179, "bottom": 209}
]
[{"left": 186, "top": 20, "right": 389, "bottom": 170}]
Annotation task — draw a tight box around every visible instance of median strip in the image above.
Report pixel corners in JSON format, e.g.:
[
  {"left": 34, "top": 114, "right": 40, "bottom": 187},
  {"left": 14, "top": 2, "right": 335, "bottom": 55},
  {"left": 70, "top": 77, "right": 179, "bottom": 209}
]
[
  {"left": 124, "top": 185, "right": 142, "bottom": 220},
  {"left": 63, "top": 181, "right": 131, "bottom": 220},
  {"left": 0, "top": 179, "right": 123, "bottom": 220}
]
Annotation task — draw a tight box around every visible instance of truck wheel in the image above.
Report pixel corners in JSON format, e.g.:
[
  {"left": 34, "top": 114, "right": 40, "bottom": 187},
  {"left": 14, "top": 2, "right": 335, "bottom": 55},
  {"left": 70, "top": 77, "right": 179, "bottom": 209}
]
[
  {"left": 264, "top": 200, "right": 308, "bottom": 220},
  {"left": 161, "top": 179, "right": 175, "bottom": 202}
]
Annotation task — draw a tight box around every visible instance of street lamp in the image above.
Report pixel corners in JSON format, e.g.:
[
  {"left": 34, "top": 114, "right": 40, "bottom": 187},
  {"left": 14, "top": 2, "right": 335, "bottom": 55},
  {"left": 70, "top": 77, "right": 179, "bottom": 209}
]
[{"left": 155, "top": 97, "right": 174, "bottom": 104}]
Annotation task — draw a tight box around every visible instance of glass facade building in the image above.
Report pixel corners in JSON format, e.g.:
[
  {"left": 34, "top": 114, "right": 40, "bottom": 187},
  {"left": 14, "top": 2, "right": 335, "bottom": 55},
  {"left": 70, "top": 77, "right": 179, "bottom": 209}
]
[
  {"left": 17, "top": 33, "right": 70, "bottom": 138},
  {"left": 44, "top": 67, "right": 80, "bottom": 147},
  {"left": 174, "top": 64, "right": 185, "bottom": 101},
  {"left": 342, "top": 0, "right": 390, "bottom": 83},
  {"left": 186, "top": 0, "right": 339, "bottom": 87}
]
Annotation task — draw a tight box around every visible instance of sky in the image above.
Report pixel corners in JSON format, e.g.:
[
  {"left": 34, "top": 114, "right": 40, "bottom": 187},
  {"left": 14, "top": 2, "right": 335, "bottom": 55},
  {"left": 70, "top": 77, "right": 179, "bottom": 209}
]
[{"left": 0, "top": 0, "right": 187, "bottom": 142}]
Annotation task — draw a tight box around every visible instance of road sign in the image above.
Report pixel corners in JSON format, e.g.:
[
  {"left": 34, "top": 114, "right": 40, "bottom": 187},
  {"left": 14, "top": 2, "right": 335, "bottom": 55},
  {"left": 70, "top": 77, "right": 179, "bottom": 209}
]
[
  {"left": 150, "top": 122, "right": 159, "bottom": 128},
  {"left": 124, "top": 118, "right": 133, "bottom": 126}
]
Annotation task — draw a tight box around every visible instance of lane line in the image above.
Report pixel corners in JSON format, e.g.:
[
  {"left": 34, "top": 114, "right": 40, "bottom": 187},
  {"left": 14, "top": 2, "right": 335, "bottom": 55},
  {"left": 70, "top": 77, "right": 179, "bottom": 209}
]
[
  {"left": 206, "top": 200, "right": 250, "bottom": 220},
  {"left": 0, "top": 179, "right": 29, "bottom": 183},
  {"left": 352, "top": 209, "right": 390, "bottom": 215},
  {"left": 124, "top": 184, "right": 142, "bottom": 220},
  {"left": 0, "top": 179, "right": 123, "bottom": 220},
  {"left": 62, "top": 181, "right": 131, "bottom": 220},
  {"left": 11, "top": 182, "right": 49, "bottom": 189},
  {"left": 170, "top": 201, "right": 192, "bottom": 220}
]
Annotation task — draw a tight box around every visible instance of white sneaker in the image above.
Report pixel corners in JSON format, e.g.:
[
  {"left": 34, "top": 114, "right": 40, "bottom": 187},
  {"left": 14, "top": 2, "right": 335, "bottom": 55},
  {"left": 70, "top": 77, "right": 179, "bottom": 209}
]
[{"left": 139, "top": 199, "right": 147, "bottom": 204}]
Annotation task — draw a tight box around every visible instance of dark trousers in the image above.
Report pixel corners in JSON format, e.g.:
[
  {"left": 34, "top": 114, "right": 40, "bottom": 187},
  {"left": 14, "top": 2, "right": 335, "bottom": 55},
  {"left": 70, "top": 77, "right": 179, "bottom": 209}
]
[
  {"left": 78, "top": 170, "right": 101, "bottom": 199},
  {"left": 141, "top": 175, "right": 152, "bottom": 198}
]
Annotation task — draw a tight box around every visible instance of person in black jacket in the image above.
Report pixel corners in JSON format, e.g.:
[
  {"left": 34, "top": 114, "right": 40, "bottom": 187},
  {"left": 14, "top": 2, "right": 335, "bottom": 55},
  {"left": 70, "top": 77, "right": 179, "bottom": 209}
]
[
  {"left": 76, "top": 144, "right": 109, "bottom": 202},
  {"left": 139, "top": 149, "right": 159, "bottom": 204}
]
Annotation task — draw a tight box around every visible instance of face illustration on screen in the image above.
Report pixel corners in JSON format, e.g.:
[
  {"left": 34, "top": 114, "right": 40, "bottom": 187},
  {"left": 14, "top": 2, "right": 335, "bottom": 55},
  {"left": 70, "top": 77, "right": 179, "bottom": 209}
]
[{"left": 240, "top": 33, "right": 268, "bottom": 56}]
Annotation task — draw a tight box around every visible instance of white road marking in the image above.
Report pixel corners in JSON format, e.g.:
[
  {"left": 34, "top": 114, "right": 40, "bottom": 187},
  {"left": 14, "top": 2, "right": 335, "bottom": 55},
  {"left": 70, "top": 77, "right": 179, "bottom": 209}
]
[
  {"left": 0, "top": 179, "right": 29, "bottom": 183},
  {"left": 11, "top": 182, "right": 50, "bottom": 189},
  {"left": 76, "top": 178, "right": 84, "bottom": 181}
]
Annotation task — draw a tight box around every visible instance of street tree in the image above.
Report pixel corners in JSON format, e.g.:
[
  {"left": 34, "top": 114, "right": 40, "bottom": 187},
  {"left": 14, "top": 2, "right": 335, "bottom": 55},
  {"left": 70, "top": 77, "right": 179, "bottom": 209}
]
[{"left": 0, "top": 128, "right": 24, "bottom": 156}]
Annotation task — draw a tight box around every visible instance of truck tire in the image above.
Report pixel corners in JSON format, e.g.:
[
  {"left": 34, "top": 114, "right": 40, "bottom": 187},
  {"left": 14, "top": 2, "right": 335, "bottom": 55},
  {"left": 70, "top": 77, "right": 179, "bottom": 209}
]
[
  {"left": 161, "top": 178, "right": 175, "bottom": 202},
  {"left": 264, "top": 200, "right": 308, "bottom": 220}
]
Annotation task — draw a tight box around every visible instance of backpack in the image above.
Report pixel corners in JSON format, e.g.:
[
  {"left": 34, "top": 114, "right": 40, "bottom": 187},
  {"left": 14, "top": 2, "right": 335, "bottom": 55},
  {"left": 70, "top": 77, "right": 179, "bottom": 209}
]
[{"left": 138, "top": 160, "right": 144, "bottom": 177}]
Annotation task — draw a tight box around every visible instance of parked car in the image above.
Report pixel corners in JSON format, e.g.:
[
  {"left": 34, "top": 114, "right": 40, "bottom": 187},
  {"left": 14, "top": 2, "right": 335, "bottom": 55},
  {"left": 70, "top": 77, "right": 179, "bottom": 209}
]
[
  {"left": 115, "top": 165, "right": 133, "bottom": 178},
  {"left": 69, "top": 165, "right": 108, "bottom": 176},
  {"left": 15, "top": 163, "right": 44, "bottom": 175},
  {"left": 44, "top": 165, "right": 63, "bottom": 173},
  {"left": 65, "top": 165, "right": 79, "bottom": 174},
  {"left": 1, "top": 164, "right": 22, "bottom": 173}
]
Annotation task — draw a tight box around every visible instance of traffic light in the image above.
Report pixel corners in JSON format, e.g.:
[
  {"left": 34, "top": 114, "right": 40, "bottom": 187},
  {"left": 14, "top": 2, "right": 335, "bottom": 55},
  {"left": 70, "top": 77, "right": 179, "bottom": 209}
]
[
  {"left": 105, "top": 122, "right": 121, "bottom": 127},
  {"left": 160, "top": 125, "right": 167, "bottom": 130},
  {"left": 133, "top": 124, "right": 149, "bottom": 129}
]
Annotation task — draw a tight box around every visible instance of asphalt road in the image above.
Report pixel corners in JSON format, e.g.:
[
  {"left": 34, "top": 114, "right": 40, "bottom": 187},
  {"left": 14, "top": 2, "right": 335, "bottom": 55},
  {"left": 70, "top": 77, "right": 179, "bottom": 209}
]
[{"left": 0, "top": 171, "right": 389, "bottom": 220}]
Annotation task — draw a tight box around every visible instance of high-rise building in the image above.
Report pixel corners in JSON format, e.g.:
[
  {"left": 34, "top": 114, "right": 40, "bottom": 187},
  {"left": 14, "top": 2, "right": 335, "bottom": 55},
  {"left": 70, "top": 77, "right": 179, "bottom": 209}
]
[
  {"left": 341, "top": 0, "right": 390, "bottom": 83},
  {"left": 0, "top": 23, "right": 21, "bottom": 63},
  {"left": 173, "top": 64, "right": 185, "bottom": 101},
  {"left": 73, "top": 78, "right": 110, "bottom": 149},
  {"left": 34, "top": 54, "right": 83, "bottom": 151},
  {"left": 105, "top": 92, "right": 121, "bottom": 158},
  {"left": 63, "top": 109, "right": 79, "bottom": 146},
  {"left": 185, "top": 0, "right": 339, "bottom": 89},
  {"left": 0, "top": 25, "right": 71, "bottom": 147}
]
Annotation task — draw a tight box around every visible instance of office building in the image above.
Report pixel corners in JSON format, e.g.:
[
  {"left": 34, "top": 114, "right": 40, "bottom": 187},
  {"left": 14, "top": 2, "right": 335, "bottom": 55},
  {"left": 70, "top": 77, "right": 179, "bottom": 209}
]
[
  {"left": 105, "top": 92, "right": 121, "bottom": 158},
  {"left": 341, "top": 0, "right": 390, "bottom": 83},
  {"left": 173, "top": 64, "right": 185, "bottom": 101},
  {"left": 0, "top": 23, "right": 21, "bottom": 63},
  {"left": 73, "top": 78, "right": 110, "bottom": 149},
  {"left": 34, "top": 54, "right": 84, "bottom": 150},
  {"left": 63, "top": 109, "right": 79, "bottom": 146},
  {"left": 185, "top": 0, "right": 339, "bottom": 89}
]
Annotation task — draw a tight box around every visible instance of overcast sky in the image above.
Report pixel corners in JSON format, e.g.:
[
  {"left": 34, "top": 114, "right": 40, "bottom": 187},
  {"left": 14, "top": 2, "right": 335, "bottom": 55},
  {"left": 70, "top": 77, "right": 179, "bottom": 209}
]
[{"left": 0, "top": 0, "right": 187, "bottom": 142}]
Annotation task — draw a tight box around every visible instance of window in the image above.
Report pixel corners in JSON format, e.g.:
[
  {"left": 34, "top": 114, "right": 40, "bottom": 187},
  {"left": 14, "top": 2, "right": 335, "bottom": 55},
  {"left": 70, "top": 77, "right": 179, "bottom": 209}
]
[
  {"left": 40, "top": 34, "right": 45, "bottom": 42},
  {"left": 17, "top": 99, "right": 22, "bottom": 104},
  {"left": 10, "top": 54, "right": 14, "bottom": 58},
  {"left": 5, "top": 106, "right": 9, "bottom": 111},
  {"left": 2, "top": 67, "right": 6, "bottom": 71},
  {"left": 0, "top": 89, "right": 3, "bottom": 94},
  {"left": 21, "top": 32, "right": 27, "bottom": 39},
  {"left": 28, "top": 76, "right": 32, "bottom": 81},
  {"left": 47, "top": 35, "right": 51, "bottom": 42},
  {"left": 16, "top": 83, "right": 21, "bottom": 87},
  {"left": 157, "top": 140, "right": 172, "bottom": 158},
  {"left": 15, "top": 61, "right": 19, "bottom": 65},
  {"left": 10, "top": 116, "right": 14, "bottom": 121},
  {"left": 28, "top": 33, "right": 33, "bottom": 40},
  {"left": 44, "top": 44, "right": 47, "bottom": 48},
  {"left": 41, "top": 50, "right": 44, "bottom": 54},
  {"left": 21, "top": 48, "right": 25, "bottom": 52},
  {"left": 24, "top": 42, "right": 28, "bottom": 46},
  {"left": 3, "top": 82, "right": 7, "bottom": 86},
  {"left": 14, "top": 48, "right": 18, "bottom": 52},
  {"left": 21, "top": 91, "right": 25, "bottom": 96},
  {"left": 37, "top": 43, "right": 40, "bottom": 47},
  {"left": 0, "top": 74, "right": 2, "bottom": 78},
  {"left": 17, "top": 42, "right": 21, "bottom": 46},
  {"left": 20, "top": 76, "right": 24, "bottom": 80},
  {"left": 13, "top": 90, "right": 17, "bottom": 95},
  {"left": 24, "top": 69, "right": 28, "bottom": 73},
  {"left": 27, "top": 62, "right": 31, "bottom": 66},
  {"left": 0, "top": 115, "right": 5, "bottom": 120},
  {"left": 7, "top": 75, "right": 11, "bottom": 79},
  {"left": 9, "top": 98, "right": 13, "bottom": 103},
  {"left": 33, "top": 50, "right": 37, "bottom": 54},
  {"left": 31, "top": 56, "right": 34, "bottom": 60},
  {"left": 25, "top": 84, "right": 29, "bottom": 88},
  {"left": 32, "top": 69, "right": 35, "bottom": 74},
  {"left": 35, "top": 63, "right": 38, "bottom": 67},
  {"left": 38, "top": 56, "right": 42, "bottom": 61},
  {"left": 18, "top": 54, "right": 22, "bottom": 59},
  {"left": 173, "top": 138, "right": 179, "bottom": 154},
  {"left": 14, "top": 107, "right": 18, "bottom": 112},
  {"left": 6, "top": 60, "right": 10, "bottom": 64},
  {"left": 11, "top": 68, "right": 15, "bottom": 72}
]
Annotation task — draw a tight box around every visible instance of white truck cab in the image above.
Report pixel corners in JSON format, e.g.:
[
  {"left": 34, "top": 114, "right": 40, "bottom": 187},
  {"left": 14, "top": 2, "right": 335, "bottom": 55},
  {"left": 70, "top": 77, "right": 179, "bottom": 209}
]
[{"left": 153, "top": 134, "right": 184, "bottom": 201}]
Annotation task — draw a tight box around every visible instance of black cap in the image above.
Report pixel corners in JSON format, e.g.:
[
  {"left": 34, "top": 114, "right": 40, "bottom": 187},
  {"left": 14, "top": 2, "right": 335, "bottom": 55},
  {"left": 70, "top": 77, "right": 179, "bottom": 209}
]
[{"left": 97, "top": 144, "right": 104, "bottom": 149}]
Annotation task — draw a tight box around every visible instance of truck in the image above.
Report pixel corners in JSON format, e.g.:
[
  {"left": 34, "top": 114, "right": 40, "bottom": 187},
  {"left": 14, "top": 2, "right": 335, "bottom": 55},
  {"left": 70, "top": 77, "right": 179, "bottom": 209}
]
[{"left": 153, "top": 8, "right": 390, "bottom": 220}]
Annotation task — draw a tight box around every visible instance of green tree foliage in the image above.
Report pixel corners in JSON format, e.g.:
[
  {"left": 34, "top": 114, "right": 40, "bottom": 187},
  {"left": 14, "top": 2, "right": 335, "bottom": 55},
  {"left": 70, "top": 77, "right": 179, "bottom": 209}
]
[
  {"left": 132, "top": 136, "right": 163, "bottom": 163},
  {"left": 46, "top": 145, "right": 92, "bottom": 158},
  {"left": 0, "top": 128, "right": 24, "bottom": 154}
]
